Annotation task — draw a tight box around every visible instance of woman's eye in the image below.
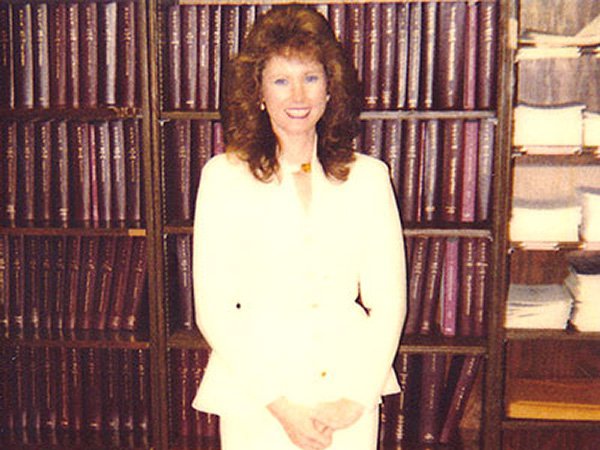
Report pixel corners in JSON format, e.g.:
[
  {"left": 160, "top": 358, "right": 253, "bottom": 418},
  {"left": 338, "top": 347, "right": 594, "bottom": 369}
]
[
  {"left": 274, "top": 78, "right": 288, "bottom": 86},
  {"left": 306, "top": 74, "right": 319, "bottom": 83}
]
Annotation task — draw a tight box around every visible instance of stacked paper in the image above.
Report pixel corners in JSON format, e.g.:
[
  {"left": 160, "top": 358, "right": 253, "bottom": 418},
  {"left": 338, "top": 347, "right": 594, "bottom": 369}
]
[
  {"left": 580, "top": 189, "right": 600, "bottom": 244},
  {"left": 510, "top": 200, "right": 581, "bottom": 245},
  {"left": 564, "top": 252, "right": 600, "bottom": 332},
  {"left": 583, "top": 112, "right": 600, "bottom": 149},
  {"left": 506, "top": 284, "right": 573, "bottom": 329}
]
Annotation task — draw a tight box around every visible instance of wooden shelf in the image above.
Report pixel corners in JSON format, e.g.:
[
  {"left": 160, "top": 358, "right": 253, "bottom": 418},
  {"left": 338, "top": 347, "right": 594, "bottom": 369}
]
[
  {"left": 505, "top": 329, "right": 600, "bottom": 341},
  {"left": 0, "top": 226, "right": 147, "bottom": 237},
  {"left": 503, "top": 419, "right": 600, "bottom": 430},
  {"left": 0, "top": 329, "right": 151, "bottom": 349},
  {"left": 512, "top": 149, "right": 600, "bottom": 166},
  {"left": 0, "top": 106, "right": 142, "bottom": 121}
]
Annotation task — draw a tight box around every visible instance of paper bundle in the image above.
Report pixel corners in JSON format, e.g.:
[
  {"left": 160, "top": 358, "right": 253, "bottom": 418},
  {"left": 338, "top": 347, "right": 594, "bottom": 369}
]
[{"left": 506, "top": 284, "right": 573, "bottom": 329}]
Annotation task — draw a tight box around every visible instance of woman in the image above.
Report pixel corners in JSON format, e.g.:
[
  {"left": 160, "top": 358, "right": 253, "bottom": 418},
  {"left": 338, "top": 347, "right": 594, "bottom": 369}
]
[{"left": 192, "top": 5, "right": 407, "bottom": 450}]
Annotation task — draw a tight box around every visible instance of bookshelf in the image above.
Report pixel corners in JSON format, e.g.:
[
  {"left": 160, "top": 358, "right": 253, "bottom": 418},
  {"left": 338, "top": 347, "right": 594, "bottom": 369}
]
[{"left": 502, "top": 0, "right": 600, "bottom": 448}]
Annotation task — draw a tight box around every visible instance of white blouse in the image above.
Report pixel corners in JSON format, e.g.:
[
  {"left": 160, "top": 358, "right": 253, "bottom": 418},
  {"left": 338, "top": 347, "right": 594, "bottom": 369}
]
[{"left": 191, "top": 149, "right": 407, "bottom": 416}]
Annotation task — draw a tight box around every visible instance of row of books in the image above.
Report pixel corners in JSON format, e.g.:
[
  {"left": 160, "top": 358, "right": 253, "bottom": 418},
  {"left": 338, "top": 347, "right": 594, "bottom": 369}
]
[
  {"left": 169, "top": 348, "right": 220, "bottom": 449},
  {"left": 0, "top": 346, "right": 150, "bottom": 446},
  {"left": 381, "top": 353, "right": 483, "bottom": 446},
  {"left": 0, "top": 0, "right": 139, "bottom": 110},
  {"left": 405, "top": 236, "right": 489, "bottom": 337},
  {"left": 162, "top": 1, "right": 497, "bottom": 111},
  {"left": 0, "top": 235, "right": 148, "bottom": 332},
  {"left": 162, "top": 117, "right": 495, "bottom": 226},
  {"left": 0, "top": 119, "right": 144, "bottom": 227}
]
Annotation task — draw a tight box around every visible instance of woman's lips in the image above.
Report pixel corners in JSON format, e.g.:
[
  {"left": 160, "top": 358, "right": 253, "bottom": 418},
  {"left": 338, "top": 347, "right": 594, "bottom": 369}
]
[{"left": 285, "top": 108, "right": 311, "bottom": 119}]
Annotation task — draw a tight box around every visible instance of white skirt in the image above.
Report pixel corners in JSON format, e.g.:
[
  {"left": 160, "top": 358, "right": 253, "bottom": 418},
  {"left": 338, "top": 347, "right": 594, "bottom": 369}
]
[{"left": 220, "top": 406, "right": 379, "bottom": 450}]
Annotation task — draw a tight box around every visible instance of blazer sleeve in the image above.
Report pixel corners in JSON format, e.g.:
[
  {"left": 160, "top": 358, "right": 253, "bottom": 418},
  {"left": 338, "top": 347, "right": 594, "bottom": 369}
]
[
  {"left": 192, "top": 158, "right": 286, "bottom": 407},
  {"left": 334, "top": 160, "right": 407, "bottom": 408}
]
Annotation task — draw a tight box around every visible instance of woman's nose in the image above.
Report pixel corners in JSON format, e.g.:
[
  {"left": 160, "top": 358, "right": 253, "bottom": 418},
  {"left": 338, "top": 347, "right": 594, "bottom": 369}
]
[{"left": 291, "top": 81, "right": 305, "bottom": 102}]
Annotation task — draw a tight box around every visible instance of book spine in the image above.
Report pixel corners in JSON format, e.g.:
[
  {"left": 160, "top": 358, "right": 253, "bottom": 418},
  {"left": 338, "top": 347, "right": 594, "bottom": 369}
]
[
  {"left": 463, "top": 2, "right": 479, "bottom": 110},
  {"left": 441, "top": 237, "right": 460, "bottom": 337},
  {"left": 190, "top": 349, "right": 206, "bottom": 441},
  {"left": 459, "top": 238, "right": 477, "bottom": 336},
  {"left": 209, "top": 6, "right": 222, "bottom": 110},
  {"left": 406, "top": 3, "right": 422, "bottom": 109},
  {"left": 363, "top": 4, "right": 381, "bottom": 110},
  {"left": 134, "top": 349, "right": 150, "bottom": 433},
  {"left": 125, "top": 119, "right": 142, "bottom": 226},
  {"left": 24, "top": 236, "right": 40, "bottom": 330},
  {"left": 78, "top": 237, "right": 99, "bottom": 329},
  {"left": 477, "top": 2, "right": 497, "bottom": 110},
  {"left": 32, "top": 3, "right": 49, "bottom": 108},
  {"left": 95, "top": 121, "right": 112, "bottom": 225},
  {"left": 107, "top": 237, "right": 133, "bottom": 330},
  {"left": 68, "top": 347, "right": 83, "bottom": 432},
  {"left": 69, "top": 121, "right": 91, "bottom": 225},
  {"left": 346, "top": 5, "right": 364, "bottom": 82},
  {"left": 419, "top": 237, "right": 444, "bottom": 335},
  {"left": 17, "top": 121, "right": 35, "bottom": 226},
  {"left": 191, "top": 119, "right": 213, "bottom": 216},
  {"left": 383, "top": 119, "right": 402, "bottom": 199},
  {"left": 120, "top": 350, "right": 135, "bottom": 432},
  {"left": 49, "top": 3, "right": 67, "bottom": 107},
  {"left": 9, "top": 235, "right": 24, "bottom": 331},
  {"left": 441, "top": 119, "right": 463, "bottom": 223},
  {"left": 37, "top": 120, "right": 52, "bottom": 226},
  {"left": 41, "top": 347, "right": 57, "bottom": 433},
  {"left": 181, "top": 5, "right": 198, "bottom": 110},
  {"left": 84, "top": 348, "right": 102, "bottom": 432},
  {"left": 394, "top": 4, "right": 410, "bottom": 109},
  {"left": 109, "top": 120, "right": 126, "bottom": 225},
  {"left": 99, "top": 1, "right": 118, "bottom": 106},
  {"left": 66, "top": 3, "right": 79, "bottom": 108},
  {"left": 104, "top": 349, "right": 120, "bottom": 432},
  {"left": 435, "top": 3, "right": 466, "bottom": 109},
  {"left": 393, "top": 353, "right": 411, "bottom": 443},
  {"left": 328, "top": 4, "right": 345, "bottom": 44},
  {"left": 2, "top": 122, "right": 17, "bottom": 225},
  {"left": 39, "top": 236, "right": 53, "bottom": 331},
  {"left": 92, "top": 237, "right": 116, "bottom": 330},
  {"left": 13, "top": 3, "right": 34, "bottom": 109},
  {"left": 88, "top": 123, "right": 99, "bottom": 225},
  {"left": 53, "top": 120, "right": 69, "bottom": 226},
  {"left": 378, "top": 4, "right": 396, "bottom": 110},
  {"left": 79, "top": 2, "right": 98, "bottom": 108},
  {"left": 476, "top": 118, "right": 495, "bottom": 222},
  {"left": 460, "top": 120, "right": 479, "bottom": 222},
  {"left": 123, "top": 238, "right": 147, "bottom": 331},
  {"left": 52, "top": 237, "right": 67, "bottom": 330},
  {"left": 221, "top": 5, "right": 240, "bottom": 68},
  {"left": 64, "top": 236, "right": 81, "bottom": 331},
  {"left": 422, "top": 119, "right": 441, "bottom": 223},
  {"left": 0, "top": 3, "right": 14, "bottom": 109},
  {"left": 57, "top": 347, "right": 69, "bottom": 431},
  {"left": 212, "top": 121, "right": 225, "bottom": 155},
  {"left": 239, "top": 5, "right": 256, "bottom": 49},
  {"left": 168, "top": 120, "right": 191, "bottom": 222},
  {"left": 176, "top": 235, "right": 194, "bottom": 330},
  {"left": 401, "top": 119, "right": 420, "bottom": 223},
  {"left": 117, "top": 0, "right": 136, "bottom": 108},
  {"left": 405, "top": 236, "right": 428, "bottom": 335},
  {"left": 362, "top": 119, "right": 383, "bottom": 159},
  {"left": 0, "top": 235, "right": 9, "bottom": 330},
  {"left": 13, "top": 346, "right": 27, "bottom": 433},
  {"left": 167, "top": 5, "right": 181, "bottom": 110},
  {"left": 173, "top": 348, "right": 191, "bottom": 438},
  {"left": 197, "top": 5, "right": 210, "bottom": 110},
  {"left": 420, "top": 2, "right": 437, "bottom": 109},
  {"left": 472, "top": 238, "right": 489, "bottom": 337},
  {"left": 419, "top": 353, "right": 447, "bottom": 443},
  {"left": 27, "top": 346, "right": 42, "bottom": 439},
  {"left": 414, "top": 122, "right": 426, "bottom": 222}
]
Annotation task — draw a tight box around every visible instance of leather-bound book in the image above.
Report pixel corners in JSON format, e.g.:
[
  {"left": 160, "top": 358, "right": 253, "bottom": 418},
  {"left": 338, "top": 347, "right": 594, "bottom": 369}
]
[
  {"left": 363, "top": 3, "right": 381, "bottom": 110},
  {"left": 24, "top": 236, "right": 40, "bottom": 330},
  {"left": 463, "top": 2, "right": 479, "bottom": 110},
  {"left": 88, "top": 124, "right": 99, "bottom": 225},
  {"left": 172, "top": 348, "right": 191, "bottom": 439},
  {"left": 175, "top": 235, "right": 194, "bottom": 330},
  {"left": 39, "top": 237, "right": 53, "bottom": 331},
  {"left": 78, "top": 237, "right": 99, "bottom": 329},
  {"left": 221, "top": 6, "right": 239, "bottom": 79},
  {"left": 2, "top": 122, "right": 18, "bottom": 225},
  {"left": 181, "top": 5, "right": 198, "bottom": 110},
  {"left": 328, "top": 4, "right": 345, "bottom": 44},
  {"left": 52, "top": 120, "right": 69, "bottom": 226},
  {"left": 124, "top": 119, "right": 142, "bottom": 226},
  {"left": 420, "top": 2, "right": 437, "bottom": 109},
  {"left": 109, "top": 120, "right": 126, "bottom": 225},
  {"left": 13, "top": 346, "right": 27, "bottom": 434},
  {"left": 0, "top": 235, "right": 9, "bottom": 330},
  {"left": 191, "top": 119, "right": 212, "bottom": 217},
  {"left": 394, "top": 3, "right": 410, "bottom": 109},
  {"left": 57, "top": 348, "right": 70, "bottom": 431},
  {"left": 477, "top": 2, "right": 497, "bottom": 110},
  {"left": 95, "top": 121, "right": 112, "bottom": 225},
  {"left": 362, "top": 119, "right": 383, "bottom": 159},
  {"left": 476, "top": 118, "right": 495, "bottom": 222},
  {"left": 32, "top": 3, "right": 49, "bottom": 108},
  {"left": 166, "top": 4, "right": 181, "bottom": 110},
  {"left": 419, "top": 353, "right": 447, "bottom": 443},
  {"left": 460, "top": 120, "right": 479, "bottom": 223},
  {"left": 406, "top": 2, "right": 422, "bottom": 109},
  {"left": 0, "top": 3, "right": 13, "bottom": 108},
  {"left": 383, "top": 119, "right": 402, "bottom": 199},
  {"left": 83, "top": 348, "right": 102, "bottom": 432},
  {"left": 49, "top": 2, "right": 67, "bottom": 107},
  {"left": 65, "top": 3, "right": 79, "bottom": 108},
  {"left": 51, "top": 237, "right": 67, "bottom": 330},
  {"left": 69, "top": 121, "right": 91, "bottom": 226},
  {"left": 434, "top": 2, "right": 466, "bottom": 109},
  {"left": 122, "top": 238, "right": 147, "bottom": 331},
  {"left": 197, "top": 5, "right": 210, "bottom": 110},
  {"left": 472, "top": 238, "right": 489, "bottom": 337},
  {"left": 419, "top": 237, "right": 445, "bottom": 335},
  {"left": 64, "top": 236, "right": 82, "bottom": 331},
  {"left": 190, "top": 349, "right": 207, "bottom": 440},
  {"left": 117, "top": 0, "right": 136, "bottom": 108},
  {"left": 107, "top": 236, "right": 133, "bottom": 330},
  {"left": 458, "top": 238, "right": 476, "bottom": 336},
  {"left": 440, "top": 237, "right": 459, "bottom": 337},
  {"left": 99, "top": 1, "right": 117, "bottom": 106},
  {"left": 26, "top": 346, "right": 41, "bottom": 439},
  {"left": 120, "top": 350, "right": 135, "bottom": 432},
  {"left": 239, "top": 5, "right": 256, "bottom": 50},
  {"left": 92, "top": 237, "right": 116, "bottom": 330},
  {"left": 9, "top": 235, "right": 25, "bottom": 332},
  {"left": 104, "top": 349, "right": 121, "bottom": 432},
  {"left": 379, "top": 4, "right": 396, "bottom": 110},
  {"left": 134, "top": 349, "right": 150, "bottom": 433},
  {"left": 441, "top": 119, "right": 463, "bottom": 223},
  {"left": 421, "top": 119, "right": 441, "bottom": 223},
  {"left": 79, "top": 2, "right": 98, "bottom": 108},
  {"left": 346, "top": 5, "right": 364, "bottom": 82},
  {"left": 166, "top": 120, "right": 191, "bottom": 222},
  {"left": 17, "top": 121, "right": 35, "bottom": 226},
  {"left": 405, "top": 236, "right": 428, "bottom": 335},
  {"left": 208, "top": 5, "right": 221, "bottom": 110},
  {"left": 13, "top": 3, "right": 34, "bottom": 109},
  {"left": 68, "top": 348, "right": 83, "bottom": 432},
  {"left": 37, "top": 121, "right": 52, "bottom": 226},
  {"left": 41, "top": 347, "right": 57, "bottom": 432},
  {"left": 400, "top": 119, "right": 420, "bottom": 223}
]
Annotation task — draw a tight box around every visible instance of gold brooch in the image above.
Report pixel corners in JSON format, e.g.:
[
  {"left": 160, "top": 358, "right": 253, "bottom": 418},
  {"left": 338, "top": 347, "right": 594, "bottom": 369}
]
[{"left": 300, "top": 162, "right": 311, "bottom": 173}]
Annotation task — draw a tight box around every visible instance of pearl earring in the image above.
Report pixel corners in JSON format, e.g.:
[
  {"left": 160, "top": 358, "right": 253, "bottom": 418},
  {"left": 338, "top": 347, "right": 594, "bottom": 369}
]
[{"left": 260, "top": 101, "right": 266, "bottom": 111}]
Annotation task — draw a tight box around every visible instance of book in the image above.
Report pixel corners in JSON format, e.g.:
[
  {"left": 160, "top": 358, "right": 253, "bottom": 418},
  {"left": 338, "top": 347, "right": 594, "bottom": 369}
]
[
  {"left": 124, "top": 119, "right": 142, "bottom": 226},
  {"left": 52, "top": 237, "right": 67, "bottom": 331},
  {"left": 88, "top": 124, "right": 99, "bottom": 224},
  {"left": 405, "top": 236, "right": 428, "bottom": 335},
  {"left": 167, "top": 120, "right": 191, "bottom": 222},
  {"left": 13, "top": 346, "right": 27, "bottom": 433},
  {"left": 209, "top": 5, "right": 222, "bottom": 110},
  {"left": 66, "top": 3, "right": 79, "bottom": 108},
  {"left": 462, "top": 1, "right": 479, "bottom": 110},
  {"left": 167, "top": 5, "right": 181, "bottom": 110},
  {"left": 419, "top": 237, "right": 444, "bottom": 335},
  {"left": 221, "top": 5, "right": 240, "bottom": 72},
  {"left": 419, "top": 353, "right": 447, "bottom": 443},
  {"left": 120, "top": 350, "right": 135, "bottom": 432},
  {"left": 109, "top": 120, "right": 126, "bottom": 225},
  {"left": 78, "top": 237, "right": 99, "bottom": 329},
  {"left": 378, "top": 4, "right": 396, "bottom": 110},
  {"left": 181, "top": 5, "right": 198, "bottom": 110},
  {"left": 406, "top": 3, "right": 422, "bottom": 109},
  {"left": 420, "top": 2, "right": 437, "bottom": 109},
  {"left": 68, "top": 347, "right": 83, "bottom": 432},
  {"left": 328, "top": 5, "right": 345, "bottom": 44},
  {"left": 57, "top": 347, "right": 70, "bottom": 431},
  {"left": 0, "top": 3, "right": 13, "bottom": 109},
  {"left": 13, "top": 3, "right": 34, "bottom": 109},
  {"left": 197, "top": 5, "right": 210, "bottom": 110},
  {"left": 2, "top": 121, "right": 17, "bottom": 225},
  {"left": 39, "top": 237, "right": 53, "bottom": 331},
  {"left": 477, "top": 2, "right": 497, "bottom": 109},
  {"left": 0, "top": 235, "right": 9, "bottom": 330},
  {"left": 117, "top": 0, "right": 136, "bottom": 108},
  {"left": 190, "top": 349, "right": 207, "bottom": 441},
  {"left": 460, "top": 120, "right": 479, "bottom": 222},
  {"left": 49, "top": 2, "right": 67, "bottom": 107},
  {"left": 99, "top": 1, "right": 118, "bottom": 106},
  {"left": 441, "top": 119, "right": 463, "bottom": 223},
  {"left": 79, "top": 2, "right": 98, "bottom": 108},
  {"left": 175, "top": 235, "right": 194, "bottom": 330},
  {"left": 93, "top": 237, "right": 117, "bottom": 330},
  {"left": 172, "top": 348, "right": 191, "bottom": 438},
  {"left": 363, "top": 4, "right": 380, "bottom": 110},
  {"left": 346, "top": 5, "right": 364, "bottom": 82},
  {"left": 37, "top": 121, "right": 53, "bottom": 225},
  {"left": 83, "top": 348, "right": 102, "bottom": 431},
  {"left": 107, "top": 237, "right": 133, "bottom": 330},
  {"left": 9, "top": 235, "right": 25, "bottom": 331},
  {"left": 383, "top": 119, "right": 402, "bottom": 199},
  {"left": 191, "top": 119, "right": 213, "bottom": 217},
  {"left": 394, "top": 3, "right": 410, "bottom": 109},
  {"left": 134, "top": 349, "right": 150, "bottom": 433},
  {"left": 95, "top": 121, "right": 112, "bottom": 225},
  {"left": 362, "top": 119, "right": 383, "bottom": 159},
  {"left": 26, "top": 346, "right": 41, "bottom": 438},
  {"left": 123, "top": 238, "right": 147, "bottom": 331},
  {"left": 421, "top": 119, "right": 441, "bottom": 223},
  {"left": 441, "top": 237, "right": 459, "bottom": 337},
  {"left": 458, "top": 238, "right": 476, "bottom": 336},
  {"left": 17, "top": 121, "right": 35, "bottom": 225},
  {"left": 239, "top": 5, "right": 256, "bottom": 47},
  {"left": 435, "top": 2, "right": 466, "bottom": 109},
  {"left": 32, "top": 3, "right": 50, "bottom": 108},
  {"left": 52, "top": 120, "right": 69, "bottom": 226},
  {"left": 64, "top": 236, "right": 82, "bottom": 330},
  {"left": 69, "top": 121, "right": 91, "bottom": 225},
  {"left": 104, "top": 349, "right": 120, "bottom": 432},
  {"left": 24, "top": 236, "right": 40, "bottom": 330},
  {"left": 401, "top": 119, "right": 421, "bottom": 223},
  {"left": 41, "top": 347, "right": 57, "bottom": 432},
  {"left": 472, "top": 239, "right": 489, "bottom": 337},
  {"left": 476, "top": 118, "right": 495, "bottom": 222}
]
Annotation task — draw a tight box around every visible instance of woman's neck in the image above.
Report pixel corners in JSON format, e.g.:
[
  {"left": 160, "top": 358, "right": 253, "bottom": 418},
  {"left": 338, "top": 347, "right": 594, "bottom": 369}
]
[{"left": 277, "top": 132, "right": 316, "bottom": 166}]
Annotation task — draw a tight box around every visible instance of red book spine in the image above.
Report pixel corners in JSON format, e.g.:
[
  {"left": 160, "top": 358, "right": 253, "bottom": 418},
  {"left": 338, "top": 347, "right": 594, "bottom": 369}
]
[
  {"left": 167, "top": 5, "right": 181, "bottom": 110},
  {"left": 109, "top": 120, "right": 126, "bottom": 225},
  {"left": 84, "top": 348, "right": 102, "bottom": 432},
  {"left": 107, "top": 237, "right": 133, "bottom": 330},
  {"left": 53, "top": 120, "right": 69, "bottom": 226},
  {"left": 191, "top": 119, "right": 213, "bottom": 216},
  {"left": 18, "top": 121, "right": 35, "bottom": 226},
  {"left": 24, "top": 236, "right": 40, "bottom": 330},
  {"left": 379, "top": 4, "right": 396, "bottom": 110},
  {"left": 401, "top": 119, "right": 420, "bottom": 223},
  {"left": 406, "top": 3, "right": 422, "bottom": 109},
  {"left": 209, "top": 6, "right": 222, "bottom": 111},
  {"left": 123, "top": 238, "right": 147, "bottom": 331},
  {"left": 117, "top": 0, "right": 136, "bottom": 108},
  {"left": 197, "top": 5, "right": 210, "bottom": 110},
  {"left": 472, "top": 238, "right": 489, "bottom": 337},
  {"left": 362, "top": 119, "right": 383, "bottom": 159},
  {"left": 79, "top": 2, "right": 98, "bottom": 108},
  {"left": 239, "top": 5, "right": 256, "bottom": 46},
  {"left": 66, "top": 3, "right": 79, "bottom": 108},
  {"left": 394, "top": 4, "right": 410, "bottom": 109},
  {"left": 363, "top": 4, "right": 381, "bottom": 110},
  {"left": 383, "top": 119, "right": 402, "bottom": 199},
  {"left": 419, "top": 237, "right": 444, "bottom": 335},
  {"left": 95, "top": 121, "right": 112, "bottom": 224},
  {"left": 212, "top": 121, "right": 225, "bottom": 155},
  {"left": 69, "top": 121, "right": 91, "bottom": 225},
  {"left": 346, "top": 5, "right": 364, "bottom": 82},
  {"left": 0, "top": 235, "right": 9, "bottom": 330},
  {"left": 419, "top": 353, "right": 447, "bottom": 443},
  {"left": 57, "top": 348, "right": 70, "bottom": 431},
  {"left": 189, "top": 349, "right": 204, "bottom": 440},
  {"left": 435, "top": 3, "right": 466, "bottom": 109},
  {"left": 173, "top": 348, "right": 191, "bottom": 439},
  {"left": 104, "top": 349, "right": 121, "bottom": 432},
  {"left": 176, "top": 235, "right": 194, "bottom": 330},
  {"left": 0, "top": 3, "right": 14, "bottom": 109},
  {"left": 328, "top": 4, "right": 345, "bottom": 44},
  {"left": 458, "top": 238, "right": 476, "bottom": 337},
  {"left": 420, "top": 2, "right": 437, "bottom": 109},
  {"left": 88, "top": 123, "right": 99, "bottom": 225},
  {"left": 99, "top": 1, "right": 117, "bottom": 106},
  {"left": 460, "top": 120, "right": 479, "bottom": 223},
  {"left": 37, "top": 121, "right": 52, "bottom": 226},
  {"left": 92, "top": 237, "right": 116, "bottom": 330},
  {"left": 41, "top": 347, "right": 57, "bottom": 432},
  {"left": 39, "top": 236, "right": 53, "bottom": 331},
  {"left": 32, "top": 3, "right": 49, "bottom": 108},
  {"left": 13, "top": 3, "right": 34, "bottom": 109},
  {"left": 124, "top": 119, "right": 142, "bottom": 226},
  {"left": 422, "top": 119, "right": 441, "bottom": 223},
  {"left": 181, "top": 5, "right": 198, "bottom": 110},
  {"left": 477, "top": 118, "right": 495, "bottom": 222},
  {"left": 405, "top": 236, "right": 428, "bottom": 335},
  {"left": 1, "top": 347, "right": 14, "bottom": 437},
  {"left": 168, "top": 120, "right": 191, "bottom": 222},
  {"left": 52, "top": 237, "right": 67, "bottom": 330},
  {"left": 2, "top": 121, "right": 18, "bottom": 225},
  {"left": 222, "top": 5, "right": 240, "bottom": 65},
  {"left": 27, "top": 346, "right": 42, "bottom": 439},
  {"left": 13, "top": 346, "right": 27, "bottom": 433},
  {"left": 10, "top": 235, "right": 25, "bottom": 332},
  {"left": 441, "top": 237, "right": 459, "bottom": 337},
  {"left": 120, "top": 349, "right": 135, "bottom": 432},
  {"left": 64, "top": 236, "right": 81, "bottom": 331},
  {"left": 68, "top": 348, "right": 83, "bottom": 432},
  {"left": 441, "top": 119, "right": 463, "bottom": 223},
  {"left": 78, "top": 237, "right": 99, "bottom": 329},
  {"left": 134, "top": 349, "right": 150, "bottom": 433},
  {"left": 463, "top": 2, "right": 479, "bottom": 110},
  {"left": 414, "top": 122, "right": 427, "bottom": 222},
  {"left": 49, "top": 3, "right": 67, "bottom": 107},
  {"left": 477, "top": 2, "right": 497, "bottom": 110}
]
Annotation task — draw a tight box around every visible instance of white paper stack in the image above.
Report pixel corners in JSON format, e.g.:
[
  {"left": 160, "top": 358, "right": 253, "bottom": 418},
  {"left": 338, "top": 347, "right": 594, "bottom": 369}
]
[
  {"left": 506, "top": 284, "right": 573, "bottom": 329},
  {"left": 583, "top": 111, "right": 600, "bottom": 150},
  {"left": 564, "top": 253, "right": 600, "bottom": 331},
  {"left": 580, "top": 189, "right": 600, "bottom": 246},
  {"left": 510, "top": 200, "right": 581, "bottom": 246}
]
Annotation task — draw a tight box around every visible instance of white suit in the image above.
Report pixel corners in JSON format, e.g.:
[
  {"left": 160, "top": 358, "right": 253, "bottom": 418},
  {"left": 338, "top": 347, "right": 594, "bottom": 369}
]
[{"left": 191, "top": 149, "right": 407, "bottom": 447}]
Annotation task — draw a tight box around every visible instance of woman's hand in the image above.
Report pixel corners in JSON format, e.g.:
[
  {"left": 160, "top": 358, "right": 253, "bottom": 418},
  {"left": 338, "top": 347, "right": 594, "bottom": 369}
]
[
  {"left": 312, "top": 398, "right": 365, "bottom": 430},
  {"left": 268, "top": 397, "right": 333, "bottom": 450}
]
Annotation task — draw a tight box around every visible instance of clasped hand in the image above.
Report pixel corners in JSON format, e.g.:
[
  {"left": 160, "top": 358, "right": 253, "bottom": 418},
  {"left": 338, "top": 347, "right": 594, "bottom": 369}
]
[{"left": 268, "top": 397, "right": 365, "bottom": 450}]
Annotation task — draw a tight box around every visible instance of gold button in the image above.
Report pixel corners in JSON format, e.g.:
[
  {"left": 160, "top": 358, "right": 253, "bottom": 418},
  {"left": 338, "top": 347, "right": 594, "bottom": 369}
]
[{"left": 321, "top": 371, "right": 327, "bottom": 378}]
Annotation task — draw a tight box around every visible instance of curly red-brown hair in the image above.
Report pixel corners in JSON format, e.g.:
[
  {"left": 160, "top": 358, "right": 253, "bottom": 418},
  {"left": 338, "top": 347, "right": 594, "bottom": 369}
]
[{"left": 220, "top": 4, "right": 362, "bottom": 182}]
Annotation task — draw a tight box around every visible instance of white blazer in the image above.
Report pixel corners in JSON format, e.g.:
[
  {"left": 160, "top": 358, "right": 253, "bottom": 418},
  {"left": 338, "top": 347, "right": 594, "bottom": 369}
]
[{"left": 191, "top": 150, "right": 407, "bottom": 416}]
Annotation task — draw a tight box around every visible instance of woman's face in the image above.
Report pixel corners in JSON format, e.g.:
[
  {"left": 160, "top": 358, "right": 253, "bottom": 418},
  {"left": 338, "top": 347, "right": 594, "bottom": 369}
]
[{"left": 260, "top": 54, "right": 328, "bottom": 140}]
